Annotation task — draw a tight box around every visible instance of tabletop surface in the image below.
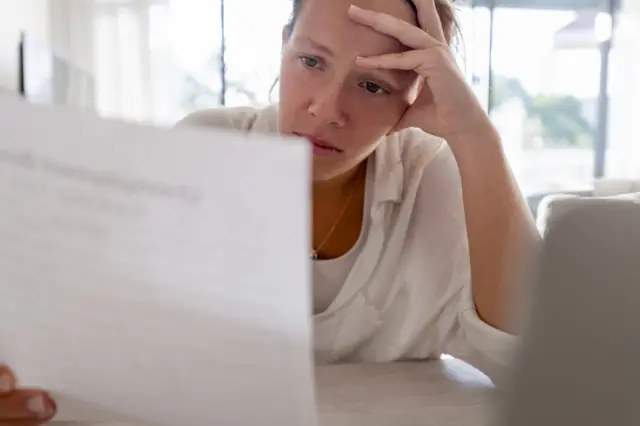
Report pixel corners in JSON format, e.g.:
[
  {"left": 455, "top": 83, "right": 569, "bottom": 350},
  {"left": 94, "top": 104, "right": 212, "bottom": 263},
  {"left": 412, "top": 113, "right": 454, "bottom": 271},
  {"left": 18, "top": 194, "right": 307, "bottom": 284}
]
[
  {"left": 316, "top": 357, "right": 500, "bottom": 426},
  {"left": 50, "top": 358, "right": 500, "bottom": 426}
]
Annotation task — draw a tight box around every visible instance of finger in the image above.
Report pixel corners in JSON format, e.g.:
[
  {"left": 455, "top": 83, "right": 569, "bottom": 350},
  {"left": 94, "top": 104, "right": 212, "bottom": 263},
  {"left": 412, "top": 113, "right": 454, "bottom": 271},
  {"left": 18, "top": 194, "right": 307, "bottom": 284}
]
[
  {"left": 348, "top": 5, "right": 440, "bottom": 50},
  {"left": 414, "top": 0, "right": 446, "bottom": 43},
  {"left": 0, "top": 367, "right": 16, "bottom": 395},
  {"left": 356, "top": 49, "right": 433, "bottom": 72},
  {"left": 0, "top": 391, "right": 56, "bottom": 422}
]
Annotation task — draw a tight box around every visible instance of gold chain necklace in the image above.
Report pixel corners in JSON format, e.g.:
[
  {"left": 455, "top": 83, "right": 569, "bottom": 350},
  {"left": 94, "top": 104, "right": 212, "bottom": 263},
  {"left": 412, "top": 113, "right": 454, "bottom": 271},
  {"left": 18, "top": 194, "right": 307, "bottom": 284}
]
[{"left": 311, "top": 167, "right": 363, "bottom": 260}]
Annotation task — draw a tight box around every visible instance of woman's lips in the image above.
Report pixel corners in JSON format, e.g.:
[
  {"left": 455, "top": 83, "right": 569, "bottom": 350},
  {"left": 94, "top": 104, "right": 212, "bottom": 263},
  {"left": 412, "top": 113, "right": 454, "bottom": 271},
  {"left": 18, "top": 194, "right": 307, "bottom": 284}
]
[
  {"left": 294, "top": 133, "right": 343, "bottom": 157},
  {"left": 310, "top": 140, "right": 343, "bottom": 157}
]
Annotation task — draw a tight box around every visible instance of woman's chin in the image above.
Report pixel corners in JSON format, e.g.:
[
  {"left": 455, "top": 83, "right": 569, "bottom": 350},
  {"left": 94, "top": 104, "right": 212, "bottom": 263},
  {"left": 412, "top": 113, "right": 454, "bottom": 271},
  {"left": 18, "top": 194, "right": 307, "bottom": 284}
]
[{"left": 311, "top": 159, "right": 364, "bottom": 186}]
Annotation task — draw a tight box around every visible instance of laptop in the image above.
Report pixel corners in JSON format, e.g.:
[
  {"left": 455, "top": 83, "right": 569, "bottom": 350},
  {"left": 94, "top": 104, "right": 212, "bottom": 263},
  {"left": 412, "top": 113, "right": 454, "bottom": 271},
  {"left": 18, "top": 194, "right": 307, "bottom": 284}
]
[{"left": 501, "top": 200, "right": 640, "bottom": 426}]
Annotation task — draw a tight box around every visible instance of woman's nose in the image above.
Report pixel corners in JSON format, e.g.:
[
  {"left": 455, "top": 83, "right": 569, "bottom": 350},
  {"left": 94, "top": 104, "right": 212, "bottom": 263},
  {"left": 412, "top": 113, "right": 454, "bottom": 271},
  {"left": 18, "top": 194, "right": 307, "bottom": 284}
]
[{"left": 307, "top": 83, "right": 346, "bottom": 128}]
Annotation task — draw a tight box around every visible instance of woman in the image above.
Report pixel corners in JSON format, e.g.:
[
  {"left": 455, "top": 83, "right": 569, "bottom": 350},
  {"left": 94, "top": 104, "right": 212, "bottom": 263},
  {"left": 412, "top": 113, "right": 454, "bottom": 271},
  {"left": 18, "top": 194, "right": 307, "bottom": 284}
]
[{"left": 0, "top": 0, "right": 539, "bottom": 422}]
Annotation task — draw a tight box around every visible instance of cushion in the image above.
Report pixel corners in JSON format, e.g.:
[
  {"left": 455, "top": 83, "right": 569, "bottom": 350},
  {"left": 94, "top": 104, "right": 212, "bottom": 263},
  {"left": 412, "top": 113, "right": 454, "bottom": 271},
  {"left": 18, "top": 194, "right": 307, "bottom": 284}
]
[
  {"left": 536, "top": 192, "right": 640, "bottom": 236},
  {"left": 593, "top": 179, "right": 640, "bottom": 197}
]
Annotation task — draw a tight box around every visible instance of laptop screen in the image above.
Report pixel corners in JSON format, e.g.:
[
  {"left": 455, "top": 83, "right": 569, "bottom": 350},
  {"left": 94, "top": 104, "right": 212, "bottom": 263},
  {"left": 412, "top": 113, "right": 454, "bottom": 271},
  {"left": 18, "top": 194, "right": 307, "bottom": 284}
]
[{"left": 502, "top": 201, "right": 640, "bottom": 426}]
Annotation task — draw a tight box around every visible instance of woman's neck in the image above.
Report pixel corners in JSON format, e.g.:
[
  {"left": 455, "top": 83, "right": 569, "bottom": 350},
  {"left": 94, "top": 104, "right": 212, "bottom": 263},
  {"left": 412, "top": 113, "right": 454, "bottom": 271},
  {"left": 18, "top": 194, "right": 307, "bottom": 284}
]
[
  {"left": 312, "top": 162, "right": 367, "bottom": 202},
  {"left": 310, "top": 161, "right": 368, "bottom": 260}
]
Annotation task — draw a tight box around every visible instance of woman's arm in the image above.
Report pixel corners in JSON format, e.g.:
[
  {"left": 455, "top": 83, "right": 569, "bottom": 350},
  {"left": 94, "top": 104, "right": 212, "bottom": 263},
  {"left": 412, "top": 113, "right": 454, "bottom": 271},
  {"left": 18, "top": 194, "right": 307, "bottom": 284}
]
[
  {"left": 348, "top": 1, "right": 541, "bottom": 334},
  {"left": 446, "top": 124, "right": 540, "bottom": 333}
]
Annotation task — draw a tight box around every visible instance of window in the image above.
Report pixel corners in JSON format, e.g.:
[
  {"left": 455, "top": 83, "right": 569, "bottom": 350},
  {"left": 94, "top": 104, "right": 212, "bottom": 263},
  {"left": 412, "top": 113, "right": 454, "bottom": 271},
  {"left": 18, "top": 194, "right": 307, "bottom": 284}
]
[
  {"left": 491, "top": 7, "right": 600, "bottom": 195},
  {"left": 459, "top": 0, "right": 618, "bottom": 196},
  {"left": 167, "top": 0, "right": 290, "bottom": 111},
  {"left": 168, "top": 0, "right": 223, "bottom": 114},
  {"left": 223, "top": 0, "right": 290, "bottom": 106},
  {"left": 93, "top": 0, "right": 623, "bottom": 189},
  {"left": 94, "top": 0, "right": 184, "bottom": 124}
]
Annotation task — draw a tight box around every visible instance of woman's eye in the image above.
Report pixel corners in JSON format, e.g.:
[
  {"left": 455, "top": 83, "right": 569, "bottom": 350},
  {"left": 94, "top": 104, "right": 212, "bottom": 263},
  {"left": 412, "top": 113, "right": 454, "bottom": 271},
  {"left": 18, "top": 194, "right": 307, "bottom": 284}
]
[
  {"left": 361, "top": 82, "right": 388, "bottom": 95},
  {"left": 300, "top": 56, "right": 321, "bottom": 69}
]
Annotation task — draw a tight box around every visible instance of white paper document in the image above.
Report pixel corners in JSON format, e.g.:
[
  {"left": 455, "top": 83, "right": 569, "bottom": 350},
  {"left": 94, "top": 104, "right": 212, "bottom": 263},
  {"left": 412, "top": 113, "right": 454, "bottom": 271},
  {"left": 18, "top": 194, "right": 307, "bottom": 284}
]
[{"left": 0, "top": 97, "right": 316, "bottom": 426}]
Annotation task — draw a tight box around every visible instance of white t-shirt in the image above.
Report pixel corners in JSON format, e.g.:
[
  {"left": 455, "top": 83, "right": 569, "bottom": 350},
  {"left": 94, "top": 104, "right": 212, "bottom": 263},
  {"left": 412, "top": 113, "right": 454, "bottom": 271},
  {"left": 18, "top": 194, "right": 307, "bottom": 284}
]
[{"left": 177, "top": 104, "right": 518, "bottom": 385}]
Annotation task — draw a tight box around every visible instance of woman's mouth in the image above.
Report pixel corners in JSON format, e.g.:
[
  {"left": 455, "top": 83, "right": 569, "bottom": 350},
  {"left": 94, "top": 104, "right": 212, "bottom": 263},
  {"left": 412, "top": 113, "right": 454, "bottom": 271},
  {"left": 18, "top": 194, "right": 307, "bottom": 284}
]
[{"left": 293, "top": 133, "right": 343, "bottom": 157}]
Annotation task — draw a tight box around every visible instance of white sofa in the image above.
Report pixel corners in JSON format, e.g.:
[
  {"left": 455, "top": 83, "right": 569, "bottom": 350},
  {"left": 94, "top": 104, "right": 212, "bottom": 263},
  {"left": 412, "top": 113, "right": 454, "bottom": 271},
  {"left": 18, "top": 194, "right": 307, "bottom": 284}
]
[{"left": 535, "top": 179, "right": 640, "bottom": 235}]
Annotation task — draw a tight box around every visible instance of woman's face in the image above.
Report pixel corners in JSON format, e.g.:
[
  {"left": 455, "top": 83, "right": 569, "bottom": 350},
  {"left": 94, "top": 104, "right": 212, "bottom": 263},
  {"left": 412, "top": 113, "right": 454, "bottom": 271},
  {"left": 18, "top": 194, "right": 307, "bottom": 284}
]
[{"left": 279, "top": 0, "right": 420, "bottom": 182}]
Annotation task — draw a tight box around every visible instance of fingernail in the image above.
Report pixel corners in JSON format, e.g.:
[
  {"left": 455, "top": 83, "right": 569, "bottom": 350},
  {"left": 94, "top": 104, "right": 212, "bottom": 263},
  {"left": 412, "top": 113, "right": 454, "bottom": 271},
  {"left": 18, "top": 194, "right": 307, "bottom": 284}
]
[
  {"left": 0, "top": 371, "right": 12, "bottom": 392},
  {"left": 349, "top": 4, "right": 362, "bottom": 11},
  {"left": 26, "top": 395, "right": 54, "bottom": 418}
]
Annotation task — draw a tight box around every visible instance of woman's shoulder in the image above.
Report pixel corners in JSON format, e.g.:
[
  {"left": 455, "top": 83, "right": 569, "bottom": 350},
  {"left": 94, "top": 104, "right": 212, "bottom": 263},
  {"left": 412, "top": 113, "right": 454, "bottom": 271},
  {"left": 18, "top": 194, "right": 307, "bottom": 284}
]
[
  {"left": 384, "top": 129, "right": 466, "bottom": 247},
  {"left": 174, "top": 104, "right": 279, "bottom": 133},
  {"left": 371, "top": 128, "right": 460, "bottom": 215},
  {"left": 391, "top": 127, "right": 456, "bottom": 181}
]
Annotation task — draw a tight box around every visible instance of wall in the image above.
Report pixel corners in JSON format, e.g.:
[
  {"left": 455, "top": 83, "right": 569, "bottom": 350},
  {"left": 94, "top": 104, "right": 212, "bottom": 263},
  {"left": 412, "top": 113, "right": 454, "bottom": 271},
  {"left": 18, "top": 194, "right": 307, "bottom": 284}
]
[{"left": 0, "top": 0, "right": 50, "bottom": 91}]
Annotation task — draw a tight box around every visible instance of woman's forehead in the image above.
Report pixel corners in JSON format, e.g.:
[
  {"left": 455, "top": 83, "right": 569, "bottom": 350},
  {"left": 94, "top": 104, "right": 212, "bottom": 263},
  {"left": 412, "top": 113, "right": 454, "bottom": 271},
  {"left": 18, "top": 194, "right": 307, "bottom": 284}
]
[
  {"left": 298, "top": 0, "right": 417, "bottom": 26},
  {"left": 294, "top": 0, "right": 417, "bottom": 57}
]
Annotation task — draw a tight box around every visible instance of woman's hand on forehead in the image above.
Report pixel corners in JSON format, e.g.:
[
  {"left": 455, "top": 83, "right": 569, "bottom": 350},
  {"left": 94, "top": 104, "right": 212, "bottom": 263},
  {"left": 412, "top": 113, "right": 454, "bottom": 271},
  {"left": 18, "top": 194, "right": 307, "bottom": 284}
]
[
  {"left": 348, "top": 3, "right": 444, "bottom": 51},
  {"left": 412, "top": 0, "right": 446, "bottom": 43},
  {"left": 349, "top": 0, "right": 446, "bottom": 46},
  {"left": 347, "top": 1, "right": 491, "bottom": 140}
]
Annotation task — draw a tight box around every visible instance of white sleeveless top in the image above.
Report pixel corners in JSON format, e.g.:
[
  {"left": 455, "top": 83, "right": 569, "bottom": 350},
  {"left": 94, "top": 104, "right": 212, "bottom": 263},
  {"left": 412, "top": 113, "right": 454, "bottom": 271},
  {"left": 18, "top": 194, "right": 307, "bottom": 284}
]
[
  {"left": 177, "top": 104, "right": 518, "bottom": 386},
  {"left": 313, "top": 160, "right": 374, "bottom": 314}
]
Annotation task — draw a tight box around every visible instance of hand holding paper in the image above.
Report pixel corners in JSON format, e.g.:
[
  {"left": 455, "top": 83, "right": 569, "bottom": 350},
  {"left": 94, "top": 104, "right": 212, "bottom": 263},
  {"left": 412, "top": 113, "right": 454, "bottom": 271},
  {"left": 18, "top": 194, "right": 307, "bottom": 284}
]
[
  {"left": 0, "top": 97, "right": 316, "bottom": 426},
  {"left": 0, "top": 364, "right": 57, "bottom": 425}
]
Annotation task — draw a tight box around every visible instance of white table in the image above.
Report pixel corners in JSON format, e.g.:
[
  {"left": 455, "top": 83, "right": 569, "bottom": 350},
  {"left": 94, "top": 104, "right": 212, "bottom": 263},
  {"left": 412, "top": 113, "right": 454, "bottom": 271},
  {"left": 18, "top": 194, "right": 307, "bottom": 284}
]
[
  {"left": 51, "top": 358, "right": 498, "bottom": 426},
  {"left": 316, "top": 358, "right": 499, "bottom": 426}
]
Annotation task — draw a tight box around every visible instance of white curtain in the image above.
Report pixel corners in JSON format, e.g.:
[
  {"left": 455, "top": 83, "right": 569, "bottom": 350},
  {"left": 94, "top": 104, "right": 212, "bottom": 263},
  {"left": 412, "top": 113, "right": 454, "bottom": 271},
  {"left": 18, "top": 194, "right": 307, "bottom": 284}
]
[
  {"left": 606, "top": 0, "right": 640, "bottom": 179},
  {"left": 47, "top": 0, "right": 95, "bottom": 109},
  {"left": 50, "top": 0, "right": 180, "bottom": 125},
  {"left": 94, "top": 0, "right": 181, "bottom": 124}
]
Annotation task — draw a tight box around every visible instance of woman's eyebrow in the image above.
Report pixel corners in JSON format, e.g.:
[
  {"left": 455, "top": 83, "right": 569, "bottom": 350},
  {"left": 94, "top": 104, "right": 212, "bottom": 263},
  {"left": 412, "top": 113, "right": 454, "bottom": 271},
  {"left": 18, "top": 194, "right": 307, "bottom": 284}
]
[
  {"left": 297, "top": 35, "right": 412, "bottom": 87},
  {"left": 298, "top": 36, "right": 335, "bottom": 57}
]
